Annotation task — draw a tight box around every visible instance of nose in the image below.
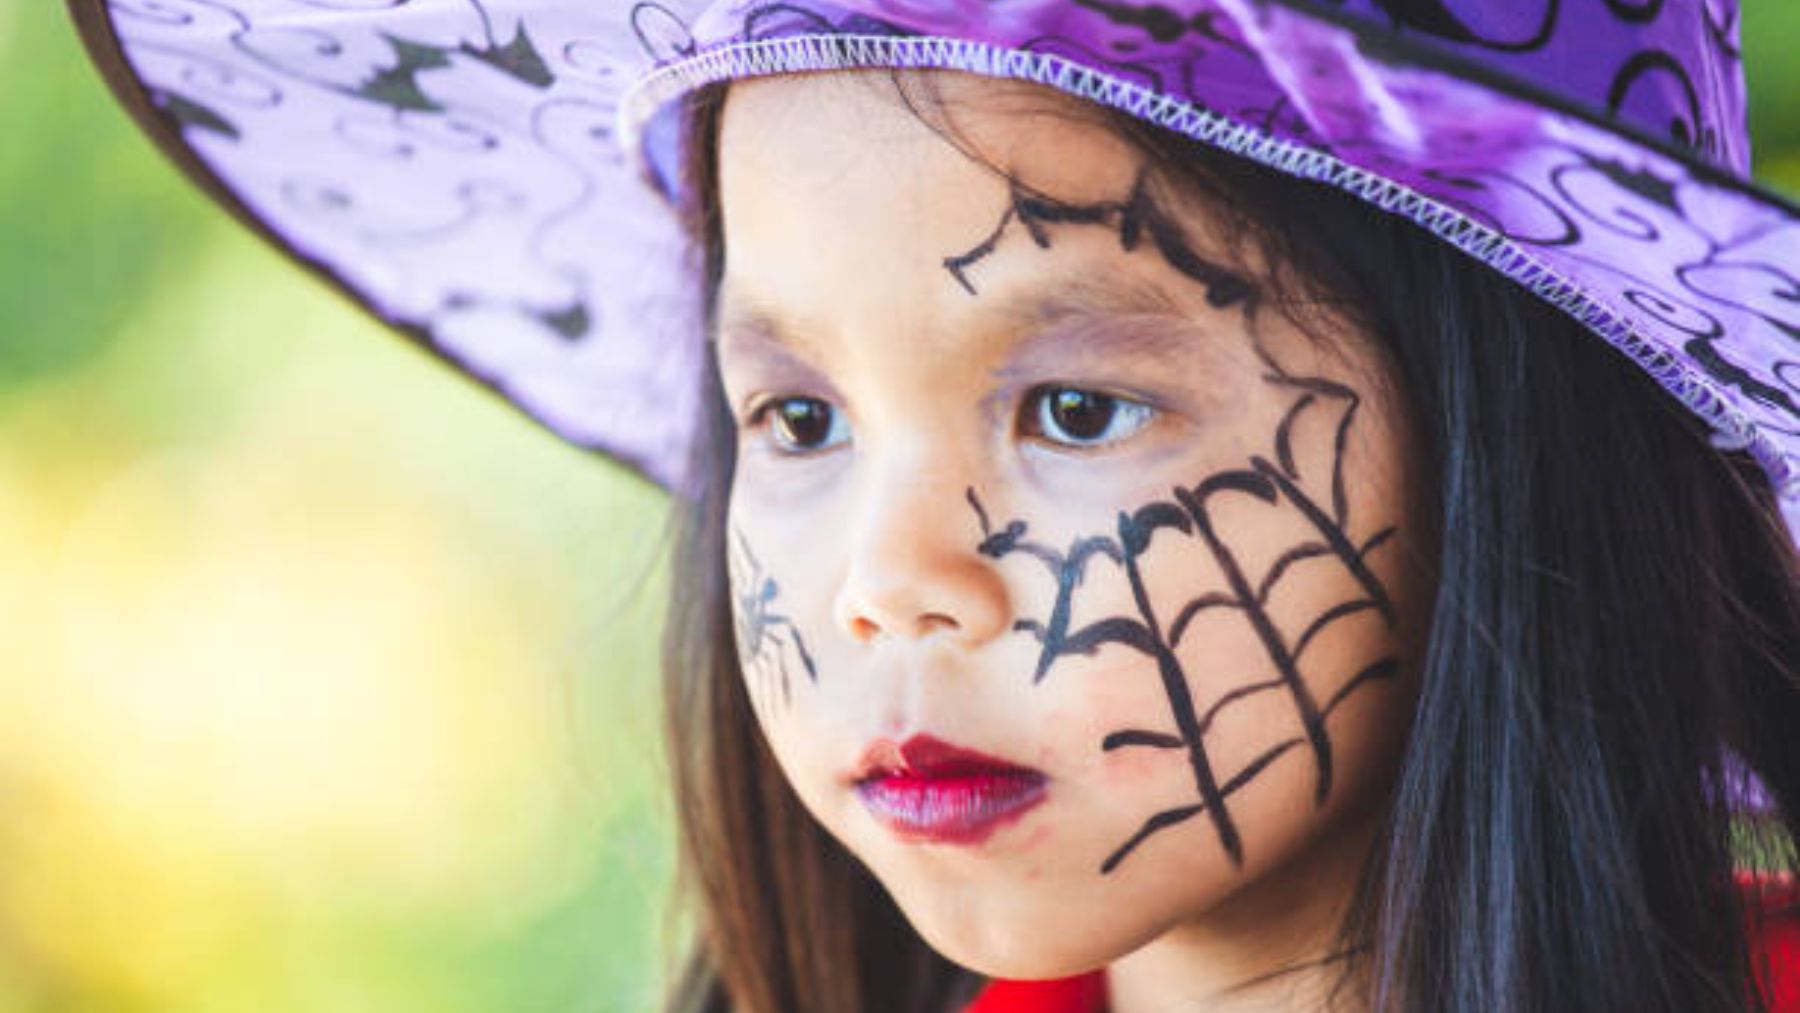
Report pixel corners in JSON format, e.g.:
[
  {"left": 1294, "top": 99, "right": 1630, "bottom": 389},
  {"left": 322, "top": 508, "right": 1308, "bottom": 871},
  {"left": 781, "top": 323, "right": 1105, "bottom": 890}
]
[{"left": 831, "top": 468, "right": 1011, "bottom": 648}]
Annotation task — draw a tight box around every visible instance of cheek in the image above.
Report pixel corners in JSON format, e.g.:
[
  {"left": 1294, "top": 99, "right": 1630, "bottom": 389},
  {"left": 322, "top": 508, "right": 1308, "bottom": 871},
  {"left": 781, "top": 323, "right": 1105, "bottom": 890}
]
[
  {"left": 724, "top": 496, "right": 838, "bottom": 734},
  {"left": 1017, "top": 376, "right": 1419, "bottom": 871}
]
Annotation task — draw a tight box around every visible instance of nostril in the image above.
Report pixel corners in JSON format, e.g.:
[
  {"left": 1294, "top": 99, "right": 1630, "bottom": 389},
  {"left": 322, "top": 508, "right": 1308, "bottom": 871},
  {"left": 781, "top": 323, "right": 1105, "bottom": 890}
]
[
  {"left": 918, "top": 612, "right": 960, "bottom": 636},
  {"left": 844, "top": 610, "right": 962, "bottom": 643}
]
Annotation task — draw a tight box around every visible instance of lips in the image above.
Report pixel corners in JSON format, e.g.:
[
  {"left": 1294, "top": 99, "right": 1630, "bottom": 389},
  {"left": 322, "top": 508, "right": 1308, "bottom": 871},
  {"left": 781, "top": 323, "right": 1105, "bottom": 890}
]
[{"left": 849, "top": 734, "right": 1048, "bottom": 845}]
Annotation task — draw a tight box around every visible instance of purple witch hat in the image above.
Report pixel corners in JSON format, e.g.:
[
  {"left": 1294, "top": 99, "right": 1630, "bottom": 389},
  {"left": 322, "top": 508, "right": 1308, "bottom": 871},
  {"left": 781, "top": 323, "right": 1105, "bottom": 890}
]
[{"left": 69, "top": 0, "right": 1800, "bottom": 548}]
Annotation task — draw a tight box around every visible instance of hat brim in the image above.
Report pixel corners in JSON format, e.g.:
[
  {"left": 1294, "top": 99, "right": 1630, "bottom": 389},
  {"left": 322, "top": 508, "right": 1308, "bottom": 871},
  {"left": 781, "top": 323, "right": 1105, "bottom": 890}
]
[{"left": 68, "top": 0, "right": 705, "bottom": 494}]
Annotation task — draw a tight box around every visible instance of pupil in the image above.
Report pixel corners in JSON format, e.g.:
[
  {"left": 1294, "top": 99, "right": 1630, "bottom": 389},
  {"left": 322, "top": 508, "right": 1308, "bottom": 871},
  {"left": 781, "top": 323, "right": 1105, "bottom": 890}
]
[
  {"left": 1051, "top": 389, "right": 1115, "bottom": 440},
  {"left": 777, "top": 400, "right": 831, "bottom": 447}
]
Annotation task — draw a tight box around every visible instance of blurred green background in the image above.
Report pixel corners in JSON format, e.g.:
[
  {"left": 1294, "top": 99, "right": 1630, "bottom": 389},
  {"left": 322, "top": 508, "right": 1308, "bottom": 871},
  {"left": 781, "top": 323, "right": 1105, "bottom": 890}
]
[{"left": 0, "top": 2, "right": 1795, "bottom": 1011}]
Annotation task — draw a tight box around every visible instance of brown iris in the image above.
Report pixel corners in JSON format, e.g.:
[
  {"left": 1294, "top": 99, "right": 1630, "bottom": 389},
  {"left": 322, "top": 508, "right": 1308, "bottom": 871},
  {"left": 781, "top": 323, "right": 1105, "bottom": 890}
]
[
  {"left": 770, "top": 397, "right": 836, "bottom": 450},
  {"left": 1027, "top": 386, "right": 1146, "bottom": 446}
]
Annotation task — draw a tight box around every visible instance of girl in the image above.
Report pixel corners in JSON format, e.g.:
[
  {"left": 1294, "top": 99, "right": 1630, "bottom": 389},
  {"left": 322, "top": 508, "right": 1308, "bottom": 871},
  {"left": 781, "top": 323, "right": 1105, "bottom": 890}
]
[{"left": 69, "top": 1, "right": 1800, "bottom": 1010}]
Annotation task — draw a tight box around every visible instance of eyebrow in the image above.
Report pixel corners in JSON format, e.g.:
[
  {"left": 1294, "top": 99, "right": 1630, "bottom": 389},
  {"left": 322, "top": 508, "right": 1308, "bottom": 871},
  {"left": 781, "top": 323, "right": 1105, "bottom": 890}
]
[
  {"left": 715, "top": 296, "right": 823, "bottom": 366},
  {"left": 991, "top": 274, "right": 1216, "bottom": 375},
  {"left": 713, "top": 272, "right": 1226, "bottom": 375}
]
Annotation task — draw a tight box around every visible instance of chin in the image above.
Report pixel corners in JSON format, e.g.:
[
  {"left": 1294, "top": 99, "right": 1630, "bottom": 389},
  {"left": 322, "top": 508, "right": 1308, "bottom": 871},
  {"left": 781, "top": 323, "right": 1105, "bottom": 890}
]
[{"left": 884, "top": 875, "right": 1153, "bottom": 981}]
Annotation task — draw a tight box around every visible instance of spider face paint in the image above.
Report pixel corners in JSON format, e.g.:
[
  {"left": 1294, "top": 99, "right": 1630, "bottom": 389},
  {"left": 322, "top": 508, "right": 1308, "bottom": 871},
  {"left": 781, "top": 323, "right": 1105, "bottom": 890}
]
[
  {"left": 729, "top": 528, "right": 819, "bottom": 712},
  {"left": 712, "top": 72, "right": 1426, "bottom": 986}
]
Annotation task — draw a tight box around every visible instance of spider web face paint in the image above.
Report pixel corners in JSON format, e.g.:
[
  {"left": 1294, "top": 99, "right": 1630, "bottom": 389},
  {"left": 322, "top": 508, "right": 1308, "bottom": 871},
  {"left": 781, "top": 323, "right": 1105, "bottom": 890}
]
[
  {"left": 970, "top": 364, "right": 1400, "bottom": 874},
  {"left": 943, "top": 168, "right": 1254, "bottom": 309},
  {"left": 954, "top": 167, "right": 1403, "bottom": 875}
]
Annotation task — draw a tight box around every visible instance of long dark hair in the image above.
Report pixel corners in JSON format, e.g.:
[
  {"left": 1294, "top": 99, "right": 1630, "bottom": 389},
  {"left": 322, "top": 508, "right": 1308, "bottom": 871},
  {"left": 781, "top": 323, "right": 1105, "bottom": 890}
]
[{"left": 658, "top": 73, "right": 1800, "bottom": 1013}]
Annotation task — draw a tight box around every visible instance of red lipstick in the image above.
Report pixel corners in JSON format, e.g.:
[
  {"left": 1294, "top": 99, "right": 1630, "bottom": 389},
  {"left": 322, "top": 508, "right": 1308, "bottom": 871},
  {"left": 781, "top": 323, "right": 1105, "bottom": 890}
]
[{"left": 849, "top": 734, "right": 1047, "bottom": 845}]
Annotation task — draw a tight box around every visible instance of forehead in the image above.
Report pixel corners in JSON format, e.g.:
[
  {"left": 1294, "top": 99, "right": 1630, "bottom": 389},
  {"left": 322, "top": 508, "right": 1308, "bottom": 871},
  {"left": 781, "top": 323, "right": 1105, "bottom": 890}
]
[
  {"left": 712, "top": 72, "right": 1252, "bottom": 368},
  {"left": 717, "top": 70, "right": 1143, "bottom": 198}
]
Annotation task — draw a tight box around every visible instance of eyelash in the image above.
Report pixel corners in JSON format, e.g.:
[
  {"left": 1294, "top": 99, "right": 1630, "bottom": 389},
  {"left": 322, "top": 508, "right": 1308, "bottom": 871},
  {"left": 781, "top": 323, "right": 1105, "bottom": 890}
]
[{"left": 742, "top": 385, "right": 1158, "bottom": 457}]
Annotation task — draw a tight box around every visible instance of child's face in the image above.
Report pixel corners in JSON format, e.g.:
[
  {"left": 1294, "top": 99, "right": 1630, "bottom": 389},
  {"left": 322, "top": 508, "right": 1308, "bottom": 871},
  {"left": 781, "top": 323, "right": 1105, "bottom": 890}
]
[{"left": 713, "top": 72, "right": 1427, "bottom": 980}]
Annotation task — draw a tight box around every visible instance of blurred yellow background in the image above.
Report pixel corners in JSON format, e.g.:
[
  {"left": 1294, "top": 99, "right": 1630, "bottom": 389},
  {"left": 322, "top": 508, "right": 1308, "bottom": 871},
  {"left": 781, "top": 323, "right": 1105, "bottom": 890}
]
[{"left": 0, "top": 2, "right": 1795, "bottom": 1011}]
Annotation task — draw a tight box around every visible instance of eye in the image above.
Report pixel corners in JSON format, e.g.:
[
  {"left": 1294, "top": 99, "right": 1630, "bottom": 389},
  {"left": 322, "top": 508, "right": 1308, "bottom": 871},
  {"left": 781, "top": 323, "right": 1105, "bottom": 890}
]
[
  {"left": 1022, "top": 385, "right": 1156, "bottom": 449},
  {"left": 748, "top": 396, "right": 850, "bottom": 454}
]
